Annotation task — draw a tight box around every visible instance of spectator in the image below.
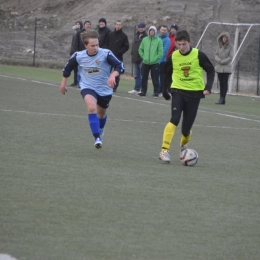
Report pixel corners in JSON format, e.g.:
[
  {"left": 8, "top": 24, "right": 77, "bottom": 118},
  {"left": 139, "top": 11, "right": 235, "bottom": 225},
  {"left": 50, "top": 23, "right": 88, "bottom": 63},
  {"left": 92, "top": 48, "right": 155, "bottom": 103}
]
[
  {"left": 159, "top": 30, "right": 215, "bottom": 163},
  {"left": 69, "top": 20, "right": 83, "bottom": 86},
  {"left": 137, "top": 26, "right": 163, "bottom": 98},
  {"left": 97, "top": 18, "right": 111, "bottom": 48},
  {"left": 59, "top": 30, "right": 125, "bottom": 149},
  {"left": 107, "top": 20, "right": 129, "bottom": 92},
  {"left": 71, "top": 20, "right": 92, "bottom": 54},
  {"left": 128, "top": 22, "right": 147, "bottom": 94},
  {"left": 214, "top": 32, "right": 234, "bottom": 105},
  {"left": 157, "top": 25, "right": 170, "bottom": 96},
  {"left": 166, "top": 24, "right": 178, "bottom": 60}
]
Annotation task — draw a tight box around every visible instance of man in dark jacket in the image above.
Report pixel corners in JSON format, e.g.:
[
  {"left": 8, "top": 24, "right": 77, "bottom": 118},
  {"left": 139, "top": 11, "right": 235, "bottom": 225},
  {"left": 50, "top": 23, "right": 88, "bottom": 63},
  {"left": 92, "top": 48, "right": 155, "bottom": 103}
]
[
  {"left": 69, "top": 20, "right": 83, "bottom": 86},
  {"left": 97, "top": 18, "right": 111, "bottom": 48},
  {"left": 128, "top": 23, "right": 147, "bottom": 94},
  {"left": 107, "top": 20, "right": 129, "bottom": 92},
  {"left": 70, "top": 20, "right": 91, "bottom": 86},
  {"left": 71, "top": 20, "right": 91, "bottom": 54}
]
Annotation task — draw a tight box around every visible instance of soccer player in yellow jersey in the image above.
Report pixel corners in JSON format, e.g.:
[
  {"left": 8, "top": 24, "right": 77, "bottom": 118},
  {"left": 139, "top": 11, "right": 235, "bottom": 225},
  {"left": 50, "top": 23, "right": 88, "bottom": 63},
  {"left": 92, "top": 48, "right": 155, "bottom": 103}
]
[{"left": 159, "top": 30, "right": 215, "bottom": 163}]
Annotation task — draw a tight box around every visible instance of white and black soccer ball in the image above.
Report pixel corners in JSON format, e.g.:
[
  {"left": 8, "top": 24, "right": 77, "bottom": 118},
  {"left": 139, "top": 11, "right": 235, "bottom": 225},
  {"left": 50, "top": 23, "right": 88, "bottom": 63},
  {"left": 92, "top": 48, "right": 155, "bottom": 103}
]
[{"left": 180, "top": 148, "right": 198, "bottom": 166}]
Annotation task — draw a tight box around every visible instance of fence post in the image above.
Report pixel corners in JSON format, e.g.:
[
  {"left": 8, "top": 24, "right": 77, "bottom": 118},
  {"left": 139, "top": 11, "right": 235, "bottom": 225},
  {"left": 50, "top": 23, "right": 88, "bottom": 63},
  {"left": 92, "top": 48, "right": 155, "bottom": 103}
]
[
  {"left": 33, "top": 17, "right": 37, "bottom": 66},
  {"left": 257, "top": 35, "right": 260, "bottom": 95},
  {"left": 229, "top": 26, "right": 240, "bottom": 93}
]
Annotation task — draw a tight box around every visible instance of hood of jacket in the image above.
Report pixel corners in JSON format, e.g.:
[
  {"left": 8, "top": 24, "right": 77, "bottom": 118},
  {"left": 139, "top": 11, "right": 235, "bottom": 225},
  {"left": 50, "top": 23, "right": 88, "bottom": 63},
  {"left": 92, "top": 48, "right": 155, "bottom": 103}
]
[
  {"left": 148, "top": 26, "right": 157, "bottom": 36},
  {"left": 217, "top": 32, "right": 231, "bottom": 48},
  {"left": 76, "top": 21, "right": 83, "bottom": 30}
]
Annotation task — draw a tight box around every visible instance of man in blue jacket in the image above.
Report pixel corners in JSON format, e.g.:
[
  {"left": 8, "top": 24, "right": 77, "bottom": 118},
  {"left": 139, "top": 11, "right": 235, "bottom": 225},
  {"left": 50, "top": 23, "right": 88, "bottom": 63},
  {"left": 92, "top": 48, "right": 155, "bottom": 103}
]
[{"left": 157, "top": 25, "right": 170, "bottom": 96}]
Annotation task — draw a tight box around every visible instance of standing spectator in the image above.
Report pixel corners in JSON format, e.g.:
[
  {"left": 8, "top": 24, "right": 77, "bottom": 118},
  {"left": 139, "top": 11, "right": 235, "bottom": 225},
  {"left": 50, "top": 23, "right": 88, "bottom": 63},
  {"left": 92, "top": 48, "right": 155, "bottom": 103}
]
[
  {"left": 97, "top": 18, "right": 111, "bottom": 48},
  {"left": 159, "top": 30, "right": 215, "bottom": 163},
  {"left": 157, "top": 25, "right": 170, "bottom": 96},
  {"left": 128, "top": 22, "right": 147, "bottom": 94},
  {"left": 137, "top": 26, "right": 163, "bottom": 98},
  {"left": 69, "top": 20, "right": 83, "bottom": 86},
  {"left": 71, "top": 21, "right": 91, "bottom": 54},
  {"left": 107, "top": 20, "right": 129, "bottom": 92},
  {"left": 214, "top": 32, "right": 234, "bottom": 105},
  {"left": 166, "top": 24, "right": 178, "bottom": 59},
  {"left": 59, "top": 30, "right": 125, "bottom": 149}
]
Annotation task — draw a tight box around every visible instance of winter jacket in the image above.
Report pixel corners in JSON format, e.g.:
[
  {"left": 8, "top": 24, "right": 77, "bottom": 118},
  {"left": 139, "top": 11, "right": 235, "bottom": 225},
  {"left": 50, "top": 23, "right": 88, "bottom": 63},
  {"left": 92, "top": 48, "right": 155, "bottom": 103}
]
[
  {"left": 97, "top": 26, "right": 111, "bottom": 48},
  {"left": 138, "top": 26, "right": 163, "bottom": 65},
  {"left": 214, "top": 32, "right": 234, "bottom": 73},
  {"left": 70, "top": 21, "right": 83, "bottom": 55},
  {"left": 131, "top": 30, "right": 147, "bottom": 64},
  {"left": 107, "top": 28, "right": 129, "bottom": 61},
  {"left": 158, "top": 32, "right": 170, "bottom": 63},
  {"left": 166, "top": 33, "right": 176, "bottom": 59}
]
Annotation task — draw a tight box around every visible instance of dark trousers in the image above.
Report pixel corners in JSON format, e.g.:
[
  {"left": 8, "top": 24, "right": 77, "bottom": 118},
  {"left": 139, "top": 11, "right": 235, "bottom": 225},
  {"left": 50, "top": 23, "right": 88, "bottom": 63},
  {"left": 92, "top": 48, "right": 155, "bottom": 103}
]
[
  {"left": 114, "top": 75, "right": 120, "bottom": 91},
  {"left": 158, "top": 62, "right": 165, "bottom": 93},
  {"left": 73, "top": 66, "right": 78, "bottom": 85},
  {"left": 141, "top": 63, "right": 160, "bottom": 94},
  {"left": 217, "top": 73, "right": 230, "bottom": 98},
  {"left": 170, "top": 91, "right": 200, "bottom": 137}
]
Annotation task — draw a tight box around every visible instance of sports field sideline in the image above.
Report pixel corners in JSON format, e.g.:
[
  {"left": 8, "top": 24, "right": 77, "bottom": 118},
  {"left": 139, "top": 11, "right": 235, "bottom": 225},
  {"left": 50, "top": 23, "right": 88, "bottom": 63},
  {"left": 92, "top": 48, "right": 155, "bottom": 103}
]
[{"left": 0, "top": 65, "right": 260, "bottom": 260}]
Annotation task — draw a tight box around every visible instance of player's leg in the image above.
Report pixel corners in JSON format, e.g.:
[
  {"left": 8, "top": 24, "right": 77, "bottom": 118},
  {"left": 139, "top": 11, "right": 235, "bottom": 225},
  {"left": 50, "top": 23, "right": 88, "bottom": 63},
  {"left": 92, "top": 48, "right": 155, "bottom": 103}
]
[
  {"left": 159, "top": 92, "right": 183, "bottom": 162},
  {"left": 81, "top": 89, "right": 102, "bottom": 148},
  {"left": 96, "top": 93, "right": 112, "bottom": 142},
  {"left": 180, "top": 97, "right": 200, "bottom": 150}
]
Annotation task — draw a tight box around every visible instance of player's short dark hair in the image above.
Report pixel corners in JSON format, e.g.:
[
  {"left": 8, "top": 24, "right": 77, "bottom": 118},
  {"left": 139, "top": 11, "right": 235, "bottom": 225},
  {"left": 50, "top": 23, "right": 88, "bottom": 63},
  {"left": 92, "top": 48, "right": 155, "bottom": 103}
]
[
  {"left": 175, "top": 30, "right": 190, "bottom": 42},
  {"left": 81, "top": 29, "right": 99, "bottom": 45}
]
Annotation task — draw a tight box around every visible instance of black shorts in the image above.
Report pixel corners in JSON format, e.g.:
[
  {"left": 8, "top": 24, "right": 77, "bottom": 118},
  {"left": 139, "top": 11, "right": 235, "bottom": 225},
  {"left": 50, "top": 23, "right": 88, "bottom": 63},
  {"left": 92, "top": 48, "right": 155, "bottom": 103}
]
[{"left": 81, "top": 89, "right": 112, "bottom": 109}]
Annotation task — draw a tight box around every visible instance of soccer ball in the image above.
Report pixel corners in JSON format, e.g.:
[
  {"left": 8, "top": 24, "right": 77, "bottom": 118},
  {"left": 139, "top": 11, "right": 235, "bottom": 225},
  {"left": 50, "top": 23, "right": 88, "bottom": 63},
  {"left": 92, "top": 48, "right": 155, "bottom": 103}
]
[{"left": 180, "top": 148, "right": 198, "bottom": 166}]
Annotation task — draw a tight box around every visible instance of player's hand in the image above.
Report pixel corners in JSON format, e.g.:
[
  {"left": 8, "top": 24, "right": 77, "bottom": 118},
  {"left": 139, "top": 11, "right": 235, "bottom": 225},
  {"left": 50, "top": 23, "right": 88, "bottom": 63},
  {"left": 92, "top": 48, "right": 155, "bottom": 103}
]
[
  {"left": 59, "top": 85, "right": 67, "bottom": 95},
  {"left": 203, "top": 90, "right": 210, "bottom": 95},
  {"left": 163, "top": 92, "right": 172, "bottom": 100},
  {"left": 107, "top": 76, "right": 116, "bottom": 89}
]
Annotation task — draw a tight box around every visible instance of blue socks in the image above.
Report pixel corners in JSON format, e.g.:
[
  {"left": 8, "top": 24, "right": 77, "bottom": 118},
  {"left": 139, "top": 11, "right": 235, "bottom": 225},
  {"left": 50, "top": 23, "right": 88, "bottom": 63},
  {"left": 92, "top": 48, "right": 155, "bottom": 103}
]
[
  {"left": 88, "top": 114, "right": 107, "bottom": 138},
  {"left": 88, "top": 114, "right": 100, "bottom": 138},
  {"left": 99, "top": 115, "right": 107, "bottom": 129}
]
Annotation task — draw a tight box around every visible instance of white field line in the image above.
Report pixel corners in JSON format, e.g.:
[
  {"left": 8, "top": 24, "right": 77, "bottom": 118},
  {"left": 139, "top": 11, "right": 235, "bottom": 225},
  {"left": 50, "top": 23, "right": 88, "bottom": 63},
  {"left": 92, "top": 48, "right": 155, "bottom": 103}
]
[
  {"left": 1, "top": 74, "right": 260, "bottom": 128},
  {"left": 1, "top": 109, "right": 260, "bottom": 131}
]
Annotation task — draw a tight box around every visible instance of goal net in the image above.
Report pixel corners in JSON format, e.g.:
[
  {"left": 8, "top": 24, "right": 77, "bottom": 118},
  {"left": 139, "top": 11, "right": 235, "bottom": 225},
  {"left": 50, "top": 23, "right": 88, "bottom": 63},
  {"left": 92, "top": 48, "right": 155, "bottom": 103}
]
[{"left": 195, "top": 22, "right": 260, "bottom": 95}]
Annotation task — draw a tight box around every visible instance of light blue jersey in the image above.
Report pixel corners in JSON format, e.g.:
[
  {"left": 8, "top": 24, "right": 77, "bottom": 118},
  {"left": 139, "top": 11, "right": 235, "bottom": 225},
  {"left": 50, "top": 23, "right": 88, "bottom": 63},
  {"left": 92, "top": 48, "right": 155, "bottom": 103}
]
[{"left": 63, "top": 48, "right": 125, "bottom": 96}]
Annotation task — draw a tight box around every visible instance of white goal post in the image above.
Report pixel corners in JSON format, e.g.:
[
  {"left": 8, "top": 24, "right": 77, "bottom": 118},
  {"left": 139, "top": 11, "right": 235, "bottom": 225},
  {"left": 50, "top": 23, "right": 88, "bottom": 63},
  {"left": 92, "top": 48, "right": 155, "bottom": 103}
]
[{"left": 196, "top": 22, "right": 260, "bottom": 94}]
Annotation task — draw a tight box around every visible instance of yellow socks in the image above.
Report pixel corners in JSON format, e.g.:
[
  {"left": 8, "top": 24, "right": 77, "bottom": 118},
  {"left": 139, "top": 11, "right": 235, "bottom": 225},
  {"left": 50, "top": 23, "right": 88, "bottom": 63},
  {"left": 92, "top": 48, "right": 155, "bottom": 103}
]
[
  {"left": 161, "top": 122, "right": 176, "bottom": 151},
  {"left": 180, "top": 130, "right": 192, "bottom": 146}
]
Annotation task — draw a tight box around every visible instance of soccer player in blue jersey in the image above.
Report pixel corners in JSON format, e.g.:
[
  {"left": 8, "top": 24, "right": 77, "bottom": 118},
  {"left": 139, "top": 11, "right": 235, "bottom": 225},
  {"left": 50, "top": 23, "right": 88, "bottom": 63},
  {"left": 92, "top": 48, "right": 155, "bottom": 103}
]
[{"left": 59, "top": 29, "right": 125, "bottom": 149}]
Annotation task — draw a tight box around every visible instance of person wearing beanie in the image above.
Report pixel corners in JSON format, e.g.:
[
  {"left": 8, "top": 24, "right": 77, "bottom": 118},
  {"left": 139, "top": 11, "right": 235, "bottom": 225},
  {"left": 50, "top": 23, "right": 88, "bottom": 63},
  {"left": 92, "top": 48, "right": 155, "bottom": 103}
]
[
  {"left": 137, "top": 26, "right": 163, "bottom": 98},
  {"left": 166, "top": 23, "right": 179, "bottom": 59},
  {"left": 97, "top": 18, "right": 111, "bottom": 48},
  {"left": 107, "top": 20, "right": 129, "bottom": 92}
]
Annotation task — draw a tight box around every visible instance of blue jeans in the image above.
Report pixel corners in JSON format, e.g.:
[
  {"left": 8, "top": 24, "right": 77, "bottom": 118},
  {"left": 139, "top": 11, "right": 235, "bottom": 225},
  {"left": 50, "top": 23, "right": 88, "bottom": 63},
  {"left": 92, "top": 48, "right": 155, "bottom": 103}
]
[{"left": 133, "top": 62, "right": 142, "bottom": 91}]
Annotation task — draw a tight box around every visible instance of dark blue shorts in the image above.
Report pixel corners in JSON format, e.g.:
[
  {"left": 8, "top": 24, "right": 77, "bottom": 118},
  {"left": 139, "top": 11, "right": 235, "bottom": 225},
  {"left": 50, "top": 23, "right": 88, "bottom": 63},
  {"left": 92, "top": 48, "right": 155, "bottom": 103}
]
[{"left": 80, "top": 89, "right": 112, "bottom": 109}]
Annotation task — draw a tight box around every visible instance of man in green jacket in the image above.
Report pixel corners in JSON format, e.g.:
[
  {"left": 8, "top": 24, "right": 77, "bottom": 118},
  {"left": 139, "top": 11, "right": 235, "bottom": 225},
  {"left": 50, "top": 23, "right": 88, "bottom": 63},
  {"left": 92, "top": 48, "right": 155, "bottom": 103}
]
[{"left": 137, "top": 26, "right": 163, "bottom": 98}]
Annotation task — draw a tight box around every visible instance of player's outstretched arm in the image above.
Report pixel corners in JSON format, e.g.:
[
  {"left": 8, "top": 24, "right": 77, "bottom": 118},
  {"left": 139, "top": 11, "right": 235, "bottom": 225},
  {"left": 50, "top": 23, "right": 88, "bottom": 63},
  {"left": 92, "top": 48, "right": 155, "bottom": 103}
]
[{"left": 59, "top": 77, "right": 68, "bottom": 95}]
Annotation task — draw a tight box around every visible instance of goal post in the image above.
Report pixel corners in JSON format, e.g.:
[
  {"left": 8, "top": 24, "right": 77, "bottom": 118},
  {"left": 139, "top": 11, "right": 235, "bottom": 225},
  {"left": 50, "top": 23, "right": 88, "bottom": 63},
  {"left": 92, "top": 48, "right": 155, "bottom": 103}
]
[{"left": 196, "top": 22, "right": 260, "bottom": 94}]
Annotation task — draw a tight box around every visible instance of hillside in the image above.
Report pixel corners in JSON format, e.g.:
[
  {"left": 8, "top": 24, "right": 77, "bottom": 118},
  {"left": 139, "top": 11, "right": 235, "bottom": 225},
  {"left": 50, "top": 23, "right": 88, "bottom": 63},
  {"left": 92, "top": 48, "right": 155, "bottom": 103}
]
[{"left": 0, "top": 0, "right": 260, "bottom": 74}]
